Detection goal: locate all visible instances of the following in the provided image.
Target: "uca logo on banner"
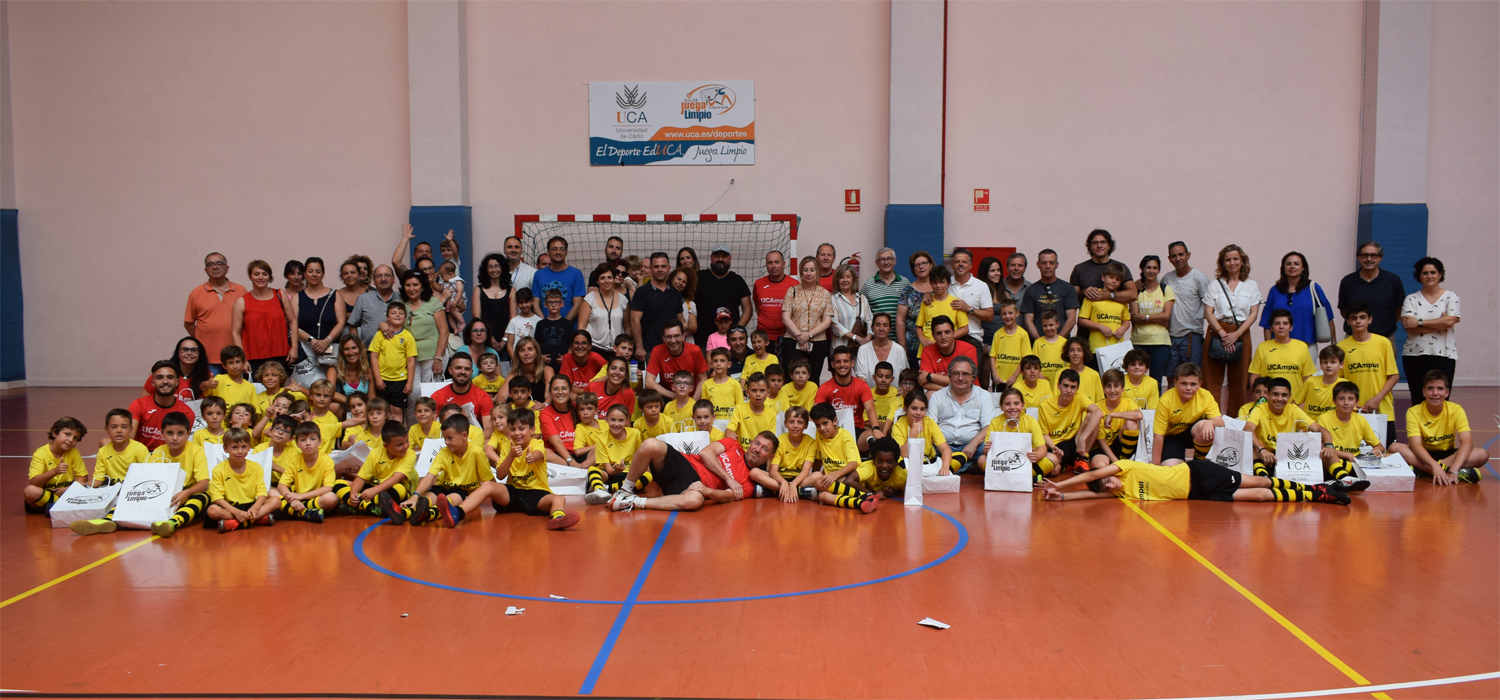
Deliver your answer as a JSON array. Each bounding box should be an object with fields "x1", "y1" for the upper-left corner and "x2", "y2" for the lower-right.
[
  {"x1": 125, "y1": 480, "x2": 167, "y2": 502},
  {"x1": 590, "y1": 81, "x2": 754, "y2": 165},
  {"x1": 992, "y1": 450, "x2": 1028, "y2": 473}
]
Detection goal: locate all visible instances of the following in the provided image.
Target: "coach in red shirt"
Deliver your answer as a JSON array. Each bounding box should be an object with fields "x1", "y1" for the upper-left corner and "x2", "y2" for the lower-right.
[
  {"x1": 753, "y1": 250, "x2": 797, "y2": 350},
  {"x1": 815, "y1": 345, "x2": 881, "y2": 448},
  {"x1": 608, "y1": 434, "x2": 778, "y2": 512},
  {"x1": 430, "y1": 353, "x2": 494, "y2": 436},
  {"x1": 588, "y1": 357, "x2": 637, "y2": 417},
  {"x1": 919, "y1": 316, "x2": 977, "y2": 392},
  {"x1": 130, "y1": 361, "x2": 198, "y2": 450},
  {"x1": 559, "y1": 330, "x2": 606, "y2": 393},
  {"x1": 644, "y1": 322, "x2": 707, "y2": 397}
]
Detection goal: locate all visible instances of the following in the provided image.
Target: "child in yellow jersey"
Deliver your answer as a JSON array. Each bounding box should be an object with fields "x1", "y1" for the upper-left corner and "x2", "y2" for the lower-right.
[
  {"x1": 1392, "y1": 370, "x2": 1488, "y2": 485},
  {"x1": 407, "y1": 397, "x2": 441, "y2": 451},
  {"x1": 227, "y1": 403, "x2": 257, "y2": 435},
  {"x1": 571, "y1": 393, "x2": 604, "y2": 464},
  {"x1": 1013, "y1": 356, "x2": 1052, "y2": 409},
  {"x1": 689, "y1": 401, "x2": 727, "y2": 442},
  {"x1": 868, "y1": 363, "x2": 901, "y2": 437},
  {"x1": 699, "y1": 348, "x2": 742, "y2": 420},
  {"x1": 468, "y1": 409, "x2": 579, "y2": 529},
  {"x1": 193, "y1": 396, "x2": 228, "y2": 446},
  {"x1": 252, "y1": 394, "x2": 293, "y2": 448},
  {"x1": 206, "y1": 428, "x2": 281, "y2": 533},
  {"x1": 25, "y1": 416, "x2": 89, "y2": 515},
  {"x1": 889, "y1": 391, "x2": 955, "y2": 472},
  {"x1": 1031, "y1": 311, "x2": 1068, "y2": 385},
  {"x1": 915, "y1": 266, "x2": 967, "y2": 349},
  {"x1": 436, "y1": 403, "x2": 486, "y2": 446},
  {"x1": 408, "y1": 415, "x2": 496, "y2": 526},
  {"x1": 1086, "y1": 369, "x2": 1143, "y2": 470},
  {"x1": 304, "y1": 379, "x2": 341, "y2": 455},
  {"x1": 988, "y1": 299, "x2": 1031, "y2": 388},
  {"x1": 473, "y1": 352, "x2": 506, "y2": 398},
  {"x1": 1041, "y1": 457, "x2": 1349, "y2": 505},
  {"x1": 337, "y1": 420, "x2": 421, "y2": 523},
  {"x1": 252, "y1": 361, "x2": 306, "y2": 418},
  {"x1": 1061, "y1": 339, "x2": 1104, "y2": 405},
  {"x1": 336, "y1": 393, "x2": 371, "y2": 448},
  {"x1": 1121, "y1": 350, "x2": 1159, "y2": 410},
  {"x1": 1316, "y1": 382, "x2": 1381, "y2": 489},
  {"x1": 139, "y1": 412, "x2": 212, "y2": 537},
  {"x1": 765, "y1": 365, "x2": 789, "y2": 412},
  {"x1": 1249, "y1": 310, "x2": 1315, "y2": 398},
  {"x1": 275, "y1": 422, "x2": 339, "y2": 521},
  {"x1": 342, "y1": 396, "x2": 388, "y2": 451},
  {"x1": 850, "y1": 437, "x2": 908, "y2": 498},
  {"x1": 369, "y1": 302, "x2": 419, "y2": 421},
  {"x1": 1238, "y1": 378, "x2": 1271, "y2": 418},
  {"x1": 202, "y1": 346, "x2": 257, "y2": 409},
  {"x1": 1242, "y1": 378, "x2": 1331, "y2": 478},
  {"x1": 500, "y1": 380, "x2": 542, "y2": 430},
  {"x1": 780, "y1": 359, "x2": 817, "y2": 411},
  {"x1": 806, "y1": 403, "x2": 878, "y2": 513},
  {"x1": 662, "y1": 371, "x2": 697, "y2": 432},
  {"x1": 1038, "y1": 370, "x2": 1104, "y2": 472},
  {"x1": 742, "y1": 330, "x2": 779, "y2": 384},
  {"x1": 1077, "y1": 263, "x2": 1132, "y2": 352},
  {"x1": 1152, "y1": 364, "x2": 1223, "y2": 464},
  {"x1": 766, "y1": 406, "x2": 819, "y2": 500},
  {"x1": 1298, "y1": 345, "x2": 1345, "y2": 422},
  {"x1": 1336, "y1": 303, "x2": 1399, "y2": 432},
  {"x1": 633, "y1": 390, "x2": 671, "y2": 439},
  {"x1": 726, "y1": 373, "x2": 777, "y2": 450},
  {"x1": 255, "y1": 415, "x2": 298, "y2": 482},
  {"x1": 981, "y1": 388, "x2": 1060, "y2": 479},
  {"x1": 583, "y1": 404, "x2": 646, "y2": 505},
  {"x1": 93, "y1": 408, "x2": 150, "y2": 487}
]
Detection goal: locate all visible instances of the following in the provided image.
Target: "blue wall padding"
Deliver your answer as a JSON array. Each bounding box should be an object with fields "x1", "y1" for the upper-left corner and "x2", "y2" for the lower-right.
[
  {"x1": 408, "y1": 205, "x2": 473, "y2": 300},
  {"x1": 1357, "y1": 202, "x2": 1427, "y2": 379},
  {"x1": 1, "y1": 209, "x2": 24, "y2": 381},
  {"x1": 884, "y1": 204, "x2": 945, "y2": 279}
]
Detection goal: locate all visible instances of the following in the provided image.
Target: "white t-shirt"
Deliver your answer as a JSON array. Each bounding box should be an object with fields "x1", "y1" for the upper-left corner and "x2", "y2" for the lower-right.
[
  {"x1": 1401, "y1": 290, "x2": 1460, "y2": 359},
  {"x1": 682, "y1": 301, "x2": 698, "y2": 344},
  {"x1": 505, "y1": 314, "x2": 539, "y2": 341},
  {"x1": 950, "y1": 274, "x2": 992, "y2": 338},
  {"x1": 855, "y1": 340, "x2": 909, "y2": 388},
  {"x1": 1204, "y1": 278, "x2": 1262, "y2": 325},
  {"x1": 511, "y1": 263, "x2": 537, "y2": 296},
  {"x1": 584, "y1": 290, "x2": 628, "y2": 350}
]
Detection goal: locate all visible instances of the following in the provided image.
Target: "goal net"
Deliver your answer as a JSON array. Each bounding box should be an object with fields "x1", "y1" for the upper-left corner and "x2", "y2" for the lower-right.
[{"x1": 515, "y1": 214, "x2": 799, "y2": 276}]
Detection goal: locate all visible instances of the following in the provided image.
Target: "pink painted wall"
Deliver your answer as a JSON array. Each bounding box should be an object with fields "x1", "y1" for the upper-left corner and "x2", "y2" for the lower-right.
[
  {"x1": 8, "y1": 0, "x2": 411, "y2": 383},
  {"x1": 1427, "y1": 0, "x2": 1498, "y2": 385},
  {"x1": 464, "y1": 0, "x2": 890, "y2": 271}
]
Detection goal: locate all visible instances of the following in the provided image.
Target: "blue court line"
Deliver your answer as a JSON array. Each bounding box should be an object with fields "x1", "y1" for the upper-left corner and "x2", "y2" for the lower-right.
[{"x1": 578, "y1": 511, "x2": 676, "y2": 696}]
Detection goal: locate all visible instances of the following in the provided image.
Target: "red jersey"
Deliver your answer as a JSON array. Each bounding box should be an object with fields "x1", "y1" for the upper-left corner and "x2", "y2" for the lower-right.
[
  {"x1": 539, "y1": 404, "x2": 577, "y2": 451},
  {"x1": 128, "y1": 395, "x2": 197, "y2": 451},
  {"x1": 752, "y1": 275, "x2": 798, "y2": 340},
  {"x1": 687, "y1": 437, "x2": 755, "y2": 493},
  {"x1": 430, "y1": 383, "x2": 495, "y2": 427},
  {"x1": 818, "y1": 272, "x2": 836, "y2": 292},
  {"x1": 588, "y1": 381, "x2": 637, "y2": 417},
  {"x1": 560, "y1": 351, "x2": 606, "y2": 392},
  {"x1": 920, "y1": 342, "x2": 978, "y2": 377},
  {"x1": 142, "y1": 375, "x2": 195, "y2": 403},
  {"x1": 647, "y1": 344, "x2": 707, "y2": 388},
  {"x1": 815, "y1": 376, "x2": 875, "y2": 429}
]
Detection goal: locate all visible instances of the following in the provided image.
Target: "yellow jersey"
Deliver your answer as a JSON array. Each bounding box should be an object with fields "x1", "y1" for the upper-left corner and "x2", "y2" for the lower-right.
[
  {"x1": 1337, "y1": 335, "x2": 1398, "y2": 420},
  {"x1": 772, "y1": 432, "x2": 818, "y2": 479},
  {"x1": 1113, "y1": 460, "x2": 1190, "y2": 501},
  {"x1": 408, "y1": 421, "x2": 442, "y2": 451},
  {"x1": 1032, "y1": 336, "x2": 1068, "y2": 385},
  {"x1": 369, "y1": 330, "x2": 419, "y2": 382},
  {"x1": 1245, "y1": 403, "x2": 1313, "y2": 452},
  {"x1": 278, "y1": 450, "x2": 336, "y2": 493},
  {"x1": 501, "y1": 437, "x2": 550, "y2": 492},
  {"x1": 1038, "y1": 395, "x2": 1093, "y2": 442},
  {"x1": 192, "y1": 428, "x2": 226, "y2": 447},
  {"x1": 1297, "y1": 376, "x2": 1340, "y2": 422},
  {"x1": 1406, "y1": 401, "x2": 1470, "y2": 454},
  {"x1": 986, "y1": 412, "x2": 1046, "y2": 449},
  {"x1": 915, "y1": 295, "x2": 968, "y2": 340},
  {"x1": 208, "y1": 374, "x2": 257, "y2": 409},
  {"x1": 588, "y1": 428, "x2": 643, "y2": 468},
  {"x1": 1237, "y1": 401, "x2": 1261, "y2": 419},
  {"x1": 891, "y1": 415, "x2": 946, "y2": 460},
  {"x1": 428, "y1": 444, "x2": 495, "y2": 489},
  {"x1": 1154, "y1": 388, "x2": 1221, "y2": 436},
  {"x1": 1248, "y1": 339, "x2": 1314, "y2": 397},
  {"x1": 870, "y1": 388, "x2": 902, "y2": 429},
  {"x1": 1014, "y1": 378, "x2": 1052, "y2": 408},
  {"x1": 344, "y1": 424, "x2": 380, "y2": 451},
  {"x1": 634, "y1": 415, "x2": 672, "y2": 440},
  {"x1": 96, "y1": 440, "x2": 150, "y2": 483},
  {"x1": 208, "y1": 460, "x2": 267, "y2": 504},
  {"x1": 857, "y1": 460, "x2": 908, "y2": 493},
  {"x1": 253, "y1": 389, "x2": 306, "y2": 418},
  {"x1": 573, "y1": 420, "x2": 605, "y2": 454},
  {"x1": 781, "y1": 382, "x2": 818, "y2": 411},
  {"x1": 30, "y1": 445, "x2": 88, "y2": 489},
  {"x1": 701, "y1": 377, "x2": 743, "y2": 419},
  {"x1": 486, "y1": 430, "x2": 512, "y2": 464},
  {"x1": 988, "y1": 326, "x2": 1031, "y2": 384},
  {"x1": 150, "y1": 442, "x2": 210, "y2": 490},
  {"x1": 1316, "y1": 411, "x2": 1379, "y2": 455},
  {"x1": 726, "y1": 402, "x2": 778, "y2": 450},
  {"x1": 1096, "y1": 397, "x2": 1141, "y2": 445},
  {"x1": 310, "y1": 410, "x2": 341, "y2": 454},
  {"x1": 357, "y1": 444, "x2": 419, "y2": 486},
  {"x1": 742, "y1": 353, "x2": 779, "y2": 382},
  {"x1": 816, "y1": 429, "x2": 861, "y2": 473},
  {"x1": 1122, "y1": 375, "x2": 1159, "y2": 410},
  {"x1": 662, "y1": 398, "x2": 696, "y2": 432},
  {"x1": 472, "y1": 372, "x2": 506, "y2": 396},
  {"x1": 1069, "y1": 366, "x2": 1105, "y2": 406},
  {"x1": 1079, "y1": 299, "x2": 1129, "y2": 351}
]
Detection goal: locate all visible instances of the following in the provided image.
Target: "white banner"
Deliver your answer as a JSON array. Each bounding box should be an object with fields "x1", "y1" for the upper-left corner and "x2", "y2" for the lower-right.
[
  {"x1": 589, "y1": 81, "x2": 754, "y2": 165},
  {"x1": 903, "y1": 439, "x2": 925, "y2": 506}
]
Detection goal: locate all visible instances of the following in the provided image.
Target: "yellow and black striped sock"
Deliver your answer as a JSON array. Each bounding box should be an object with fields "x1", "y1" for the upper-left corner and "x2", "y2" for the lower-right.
[
  {"x1": 1252, "y1": 462, "x2": 1270, "y2": 477},
  {"x1": 587, "y1": 466, "x2": 609, "y2": 493},
  {"x1": 634, "y1": 471, "x2": 654, "y2": 491},
  {"x1": 1120, "y1": 431, "x2": 1139, "y2": 458},
  {"x1": 826, "y1": 481, "x2": 862, "y2": 498},
  {"x1": 950, "y1": 453, "x2": 968, "y2": 474},
  {"x1": 831, "y1": 493, "x2": 865, "y2": 509},
  {"x1": 1271, "y1": 486, "x2": 1313, "y2": 502},
  {"x1": 1268, "y1": 477, "x2": 1309, "y2": 492},
  {"x1": 332, "y1": 480, "x2": 353, "y2": 504},
  {"x1": 1033, "y1": 461, "x2": 1048, "y2": 478},
  {"x1": 31, "y1": 489, "x2": 58, "y2": 511},
  {"x1": 1329, "y1": 459, "x2": 1355, "y2": 481},
  {"x1": 422, "y1": 497, "x2": 445, "y2": 523},
  {"x1": 170, "y1": 493, "x2": 210, "y2": 527},
  {"x1": 1193, "y1": 441, "x2": 1212, "y2": 459}
]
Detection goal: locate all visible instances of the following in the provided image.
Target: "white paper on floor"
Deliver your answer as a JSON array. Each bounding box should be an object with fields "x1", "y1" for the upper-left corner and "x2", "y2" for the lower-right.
[
  {"x1": 918, "y1": 617, "x2": 950, "y2": 630},
  {"x1": 505, "y1": 606, "x2": 525, "y2": 615}
]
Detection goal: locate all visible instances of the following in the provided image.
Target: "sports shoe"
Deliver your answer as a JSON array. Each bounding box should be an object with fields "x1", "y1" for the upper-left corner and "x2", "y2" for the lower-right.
[
  {"x1": 858, "y1": 496, "x2": 879, "y2": 514},
  {"x1": 1457, "y1": 467, "x2": 1482, "y2": 484},
  {"x1": 336, "y1": 502, "x2": 354, "y2": 517},
  {"x1": 610, "y1": 492, "x2": 638, "y2": 512},
  {"x1": 150, "y1": 520, "x2": 177, "y2": 538},
  {"x1": 409, "y1": 496, "x2": 431, "y2": 525},
  {"x1": 304, "y1": 509, "x2": 325, "y2": 524},
  {"x1": 584, "y1": 488, "x2": 613, "y2": 506},
  {"x1": 1310, "y1": 484, "x2": 1350, "y2": 506},
  {"x1": 70, "y1": 518, "x2": 118, "y2": 536},
  {"x1": 377, "y1": 492, "x2": 406, "y2": 524},
  {"x1": 1071, "y1": 457, "x2": 1091, "y2": 474},
  {"x1": 218, "y1": 519, "x2": 241, "y2": 533},
  {"x1": 798, "y1": 486, "x2": 817, "y2": 500},
  {"x1": 752, "y1": 484, "x2": 766, "y2": 499},
  {"x1": 1335, "y1": 477, "x2": 1371, "y2": 492},
  {"x1": 436, "y1": 495, "x2": 459, "y2": 528},
  {"x1": 607, "y1": 489, "x2": 634, "y2": 508},
  {"x1": 254, "y1": 513, "x2": 276, "y2": 527},
  {"x1": 546, "y1": 512, "x2": 581, "y2": 530}
]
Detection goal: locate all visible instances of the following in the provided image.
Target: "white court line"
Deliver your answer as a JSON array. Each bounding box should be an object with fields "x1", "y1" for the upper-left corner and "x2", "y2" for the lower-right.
[{"x1": 1133, "y1": 670, "x2": 1499, "y2": 700}]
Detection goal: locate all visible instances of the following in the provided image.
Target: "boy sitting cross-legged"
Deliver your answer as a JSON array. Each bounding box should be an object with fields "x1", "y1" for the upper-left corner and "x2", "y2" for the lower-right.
[
  {"x1": 206, "y1": 428, "x2": 281, "y2": 533},
  {"x1": 274, "y1": 421, "x2": 340, "y2": 522},
  {"x1": 334, "y1": 420, "x2": 420, "y2": 524}
]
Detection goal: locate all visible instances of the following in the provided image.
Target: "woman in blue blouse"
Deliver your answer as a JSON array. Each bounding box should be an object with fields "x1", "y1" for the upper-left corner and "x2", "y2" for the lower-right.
[{"x1": 1259, "y1": 251, "x2": 1335, "y2": 346}]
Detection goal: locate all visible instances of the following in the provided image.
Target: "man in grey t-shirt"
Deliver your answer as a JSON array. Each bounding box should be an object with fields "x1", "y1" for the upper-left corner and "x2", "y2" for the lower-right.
[
  {"x1": 1159, "y1": 241, "x2": 1212, "y2": 379},
  {"x1": 347, "y1": 264, "x2": 400, "y2": 345}
]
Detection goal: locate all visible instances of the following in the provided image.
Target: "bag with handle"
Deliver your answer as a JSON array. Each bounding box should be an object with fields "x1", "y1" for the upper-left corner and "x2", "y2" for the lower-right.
[
  {"x1": 49, "y1": 482, "x2": 122, "y2": 528},
  {"x1": 1206, "y1": 280, "x2": 1244, "y2": 363},
  {"x1": 1356, "y1": 411, "x2": 1388, "y2": 446},
  {"x1": 903, "y1": 438, "x2": 925, "y2": 506},
  {"x1": 110, "y1": 460, "x2": 188, "y2": 530},
  {"x1": 1094, "y1": 341, "x2": 1134, "y2": 373},
  {"x1": 1310, "y1": 282, "x2": 1332, "y2": 344},
  {"x1": 1273, "y1": 431, "x2": 1323, "y2": 485},
  {"x1": 1138, "y1": 409, "x2": 1156, "y2": 462},
  {"x1": 983, "y1": 429, "x2": 1035, "y2": 492},
  {"x1": 1205, "y1": 426, "x2": 1253, "y2": 475}
]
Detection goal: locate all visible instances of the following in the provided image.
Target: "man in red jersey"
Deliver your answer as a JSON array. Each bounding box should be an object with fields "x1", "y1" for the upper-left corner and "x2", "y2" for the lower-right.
[
  {"x1": 130, "y1": 361, "x2": 197, "y2": 450},
  {"x1": 644, "y1": 322, "x2": 707, "y2": 397},
  {"x1": 815, "y1": 345, "x2": 881, "y2": 450},
  {"x1": 430, "y1": 353, "x2": 494, "y2": 436},
  {"x1": 608, "y1": 434, "x2": 780, "y2": 512},
  {"x1": 753, "y1": 250, "x2": 798, "y2": 361},
  {"x1": 919, "y1": 316, "x2": 978, "y2": 392}
]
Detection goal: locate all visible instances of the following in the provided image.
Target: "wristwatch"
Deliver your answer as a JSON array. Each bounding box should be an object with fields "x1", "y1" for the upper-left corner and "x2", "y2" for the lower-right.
[{"x1": 1417, "y1": 318, "x2": 1424, "y2": 327}]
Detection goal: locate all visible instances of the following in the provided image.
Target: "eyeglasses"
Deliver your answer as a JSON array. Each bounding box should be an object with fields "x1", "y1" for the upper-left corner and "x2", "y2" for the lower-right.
[
  {"x1": 1358, "y1": 253, "x2": 1381, "y2": 259},
  {"x1": 206, "y1": 261, "x2": 228, "y2": 268},
  {"x1": 180, "y1": 347, "x2": 201, "y2": 354},
  {"x1": 949, "y1": 371, "x2": 973, "y2": 378}
]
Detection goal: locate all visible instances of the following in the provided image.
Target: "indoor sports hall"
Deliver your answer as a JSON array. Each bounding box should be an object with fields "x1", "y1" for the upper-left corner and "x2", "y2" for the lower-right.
[{"x1": 1, "y1": 2, "x2": 1496, "y2": 699}]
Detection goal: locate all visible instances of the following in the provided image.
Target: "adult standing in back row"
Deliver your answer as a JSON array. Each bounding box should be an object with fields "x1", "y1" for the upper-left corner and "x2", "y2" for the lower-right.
[
  {"x1": 1070, "y1": 229, "x2": 1138, "y2": 310},
  {"x1": 1337, "y1": 242, "x2": 1405, "y2": 339},
  {"x1": 1161, "y1": 241, "x2": 1213, "y2": 380},
  {"x1": 532, "y1": 236, "x2": 587, "y2": 322},
  {"x1": 693, "y1": 244, "x2": 752, "y2": 346},
  {"x1": 1020, "y1": 249, "x2": 1079, "y2": 340},
  {"x1": 859, "y1": 247, "x2": 908, "y2": 339},
  {"x1": 753, "y1": 250, "x2": 799, "y2": 360},
  {"x1": 184, "y1": 252, "x2": 247, "y2": 374},
  {"x1": 631, "y1": 252, "x2": 684, "y2": 360}
]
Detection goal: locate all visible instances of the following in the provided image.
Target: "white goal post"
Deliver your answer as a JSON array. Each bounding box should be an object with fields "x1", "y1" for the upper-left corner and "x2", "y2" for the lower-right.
[{"x1": 514, "y1": 214, "x2": 799, "y2": 276}]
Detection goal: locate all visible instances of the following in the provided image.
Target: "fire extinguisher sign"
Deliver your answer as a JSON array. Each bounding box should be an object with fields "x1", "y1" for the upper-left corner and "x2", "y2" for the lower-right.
[
  {"x1": 845, "y1": 189, "x2": 861, "y2": 212},
  {"x1": 974, "y1": 189, "x2": 990, "y2": 212}
]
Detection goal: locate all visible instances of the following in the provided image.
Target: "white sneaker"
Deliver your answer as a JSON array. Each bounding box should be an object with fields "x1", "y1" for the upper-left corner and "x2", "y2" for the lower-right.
[
  {"x1": 610, "y1": 493, "x2": 638, "y2": 512},
  {"x1": 753, "y1": 484, "x2": 766, "y2": 499},
  {"x1": 584, "y1": 488, "x2": 613, "y2": 506}
]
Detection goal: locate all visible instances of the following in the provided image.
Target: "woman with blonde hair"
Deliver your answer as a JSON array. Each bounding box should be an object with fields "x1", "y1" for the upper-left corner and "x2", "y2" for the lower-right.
[
  {"x1": 1202, "y1": 244, "x2": 1262, "y2": 411},
  {"x1": 327, "y1": 334, "x2": 373, "y2": 414},
  {"x1": 509, "y1": 336, "x2": 554, "y2": 403},
  {"x1": 830, "y1": 263, "x2": 873, "y2": 354},
  {"x1": 670, "y1": 266, "x2": 699, "y2": 343},
  {"x1": 782, "y1": 255, "x2": 835, "y2": 383}
]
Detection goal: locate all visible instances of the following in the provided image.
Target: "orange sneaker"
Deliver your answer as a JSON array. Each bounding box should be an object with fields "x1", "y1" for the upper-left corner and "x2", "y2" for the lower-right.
[{"x1": 546, "y1": 512, "x2": 581, "y2": 530}]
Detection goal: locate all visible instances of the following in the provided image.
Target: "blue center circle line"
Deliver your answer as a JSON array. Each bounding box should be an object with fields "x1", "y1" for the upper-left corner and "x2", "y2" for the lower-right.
[{"x1": 351, "y1": 504, "x2": 970, "y2": 605}]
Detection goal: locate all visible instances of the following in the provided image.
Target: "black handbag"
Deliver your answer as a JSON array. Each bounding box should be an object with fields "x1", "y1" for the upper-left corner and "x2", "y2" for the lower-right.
[{"x1": 1206, "y1": 279, "x2": 1244, "y2": 364}]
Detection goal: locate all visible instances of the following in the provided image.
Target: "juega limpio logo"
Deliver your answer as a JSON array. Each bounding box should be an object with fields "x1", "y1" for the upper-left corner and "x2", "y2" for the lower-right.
[
  {"x1": 992, "y1": 450, "x2": 1028, "y2": 473},
  {"x1": 125, "y1": 480, "x2": 167, "y2": 502},
  {"x1": 681, "y1": 84, "x2": 736, "y2": 122}
]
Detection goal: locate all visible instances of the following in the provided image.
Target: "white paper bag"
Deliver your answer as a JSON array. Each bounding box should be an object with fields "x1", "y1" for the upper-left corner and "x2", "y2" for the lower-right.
[
  {"x1": 1025, "y1": 407, "x2": 1039, "y2": 420},
  {"x1": 545, "y1": 464, "x2": 589, "y2": 495},
  {"x1": 1094, "y1": 341, "x2": 1134, "y2": 372},
  {"x1": 1357, "y1": 412, "x2": 1388, "y2": 446},
  {"x1": 331, "y1": 442, "x2": 371, "y2": 475},
  {"x1": 420, "y1": 381, "x2": 452, "y2": 398},
  {"x1": 1205, "y1": 426, "x2": 1253, "y2": 475},
  {"x1": 657, "y1": 431, "x2": 710, "y2": 456},
  {"x1": 413, "y1": 438, "x2": 445, "y2": 477},
  {"x1": 1273, "y1": 431, "x2": 1322, "y2": 485},
  {"x1": 1354, "y1": 453, "x2": 1415, "y2": 492},
  {"x1": 50, "y1": 482, "x2": 122, "y2": 528},
  {"x1": 903, "y1": 438, "x2": 925, "y2": 506},
  {"x1": 922, "y1": 461, "x2": 961, "y2": 494},
  {"x1": 984, "y1": 430, "x2": 1035, "y2": 492},
  {"x1": 1221, "y1": 416, "x2": 1247, "y2": 432},
  {"x1": 111, "y1": 462, "x2": 188, "y2": 530},
  {"x1": 1138, "y1": 409, "x2": 1156, "y2": 462},
  {"x1": 836, "y1": 408, "x2": 857, "y2": 436},
  {"x1": 183, "y1": 399, "x2": 207, "y2": 432}
]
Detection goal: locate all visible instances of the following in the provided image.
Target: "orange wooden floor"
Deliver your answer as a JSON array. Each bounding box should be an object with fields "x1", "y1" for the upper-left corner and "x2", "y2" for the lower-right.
[{"x1": 3, "y1": 386, "x2": 1497, "y2": 699}]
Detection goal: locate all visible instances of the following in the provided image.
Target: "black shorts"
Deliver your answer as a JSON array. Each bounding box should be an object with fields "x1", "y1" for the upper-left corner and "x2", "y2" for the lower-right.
[
  {"x1": 1186, "y1": 459, "x2": 1242, "y2": 502},
  {"x1": 1160, "y1": 421, "x2": 1205, "y2": 460},
  {"x1": 1057, "y1": 439, "x2": 1104, "y2": 467},
  {"x1": 430, "y1": 484, "x2": 475, "y2": 499},
  {"x1": 383, "y1": 381, "x2": 409, "y2": 409},
  {"x1": 204, "y1": 500, "x2": 259, "y2": 528},
  {"x1": 494, "y1": 484, "x2": 550, "y2": 515},
  {"x1": 1428, "y1": 448, "x2": 1456, "y2": 463},
  {"x1": 655, "y1": 446, "x2": 702, "y2": 496}
]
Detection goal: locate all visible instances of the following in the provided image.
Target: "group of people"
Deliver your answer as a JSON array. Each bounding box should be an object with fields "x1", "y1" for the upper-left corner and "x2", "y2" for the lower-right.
[{"x1": 22, "y1": 227, "x2": 1484, "y2": 537}]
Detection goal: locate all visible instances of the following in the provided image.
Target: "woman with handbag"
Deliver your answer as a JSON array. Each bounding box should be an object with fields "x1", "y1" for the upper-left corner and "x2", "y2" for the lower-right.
[
  {"x1": 232, "y1": 260, "x2": 297, "y2": 375},
  {"x1": 781, "y1": 256, "x2": 835, "y2": 384},
  {"x1": 1259, "y1": 252, "x2": 1335, "y2": 355},
  {"x1": 830, "y1": 264, "x2": 873, "y2": 361},
  {"x1": 289, "y1": 257, "x2": 346, "y2": 377},
  {"x1": 1202, "y1": 245, "x2": 1262, "y2": 412},
  {"x1": 1399, "y1": 257, "x2": 1461, "y2": 407}
]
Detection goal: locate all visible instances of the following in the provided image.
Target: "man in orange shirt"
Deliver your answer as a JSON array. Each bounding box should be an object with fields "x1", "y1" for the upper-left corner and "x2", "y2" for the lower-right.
[{"x1": 184, "y1": 252, "x2": 246, "y2": 373}]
